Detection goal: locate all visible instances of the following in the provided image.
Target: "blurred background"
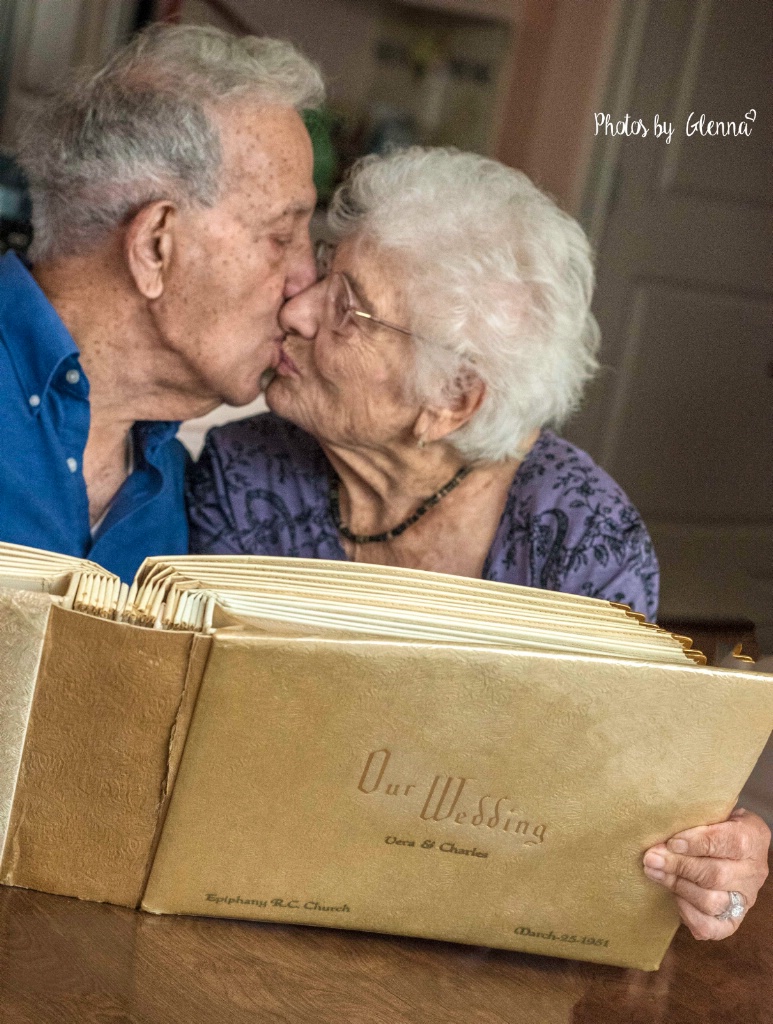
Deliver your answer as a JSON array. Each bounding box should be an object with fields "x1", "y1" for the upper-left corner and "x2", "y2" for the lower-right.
[{"x1": 0, "y1": 0, "x2": 770, "y2": 691}]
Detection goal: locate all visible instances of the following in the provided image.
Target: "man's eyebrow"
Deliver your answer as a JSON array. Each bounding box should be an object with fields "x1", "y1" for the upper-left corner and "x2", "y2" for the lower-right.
[{"x1": 262, "y1": 200, "x2": 316, "y2": 226}]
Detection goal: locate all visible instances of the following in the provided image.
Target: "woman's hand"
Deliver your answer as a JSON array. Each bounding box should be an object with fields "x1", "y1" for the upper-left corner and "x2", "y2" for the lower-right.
[{"x1": 643, "y1": 807, "x2": 770, "y2": 939}]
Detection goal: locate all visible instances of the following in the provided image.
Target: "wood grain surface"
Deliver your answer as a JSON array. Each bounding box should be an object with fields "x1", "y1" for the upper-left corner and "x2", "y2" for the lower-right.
[{"x1": 1, "y1": 859, "x2": 771, "y2": 1024}]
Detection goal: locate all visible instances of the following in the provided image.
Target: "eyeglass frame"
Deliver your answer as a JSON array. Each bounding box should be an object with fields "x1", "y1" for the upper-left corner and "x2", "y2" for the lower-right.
[{"x1": 315, "y1": 240, "x2": 416, "y2": 341}]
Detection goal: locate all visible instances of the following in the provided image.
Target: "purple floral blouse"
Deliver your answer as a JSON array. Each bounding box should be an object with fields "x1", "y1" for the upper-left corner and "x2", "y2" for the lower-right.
[{"x1": 186, "y1": 413, "x2": 659, "y2": 620}]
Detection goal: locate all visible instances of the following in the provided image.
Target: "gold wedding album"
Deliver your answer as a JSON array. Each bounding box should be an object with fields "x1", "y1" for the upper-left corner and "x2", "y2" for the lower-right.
[{"x1": 1, "y1": 541, "x2": 771, "y2": 970}]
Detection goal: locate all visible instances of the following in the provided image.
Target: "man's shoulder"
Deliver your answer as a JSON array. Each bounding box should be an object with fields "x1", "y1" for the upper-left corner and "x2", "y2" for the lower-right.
[
  {"x1": 0, "y1": 322, "x2": 19, "y2": 394},
  {"x1": 0, "y1": 252, "x2": 80, "y2": 402}
]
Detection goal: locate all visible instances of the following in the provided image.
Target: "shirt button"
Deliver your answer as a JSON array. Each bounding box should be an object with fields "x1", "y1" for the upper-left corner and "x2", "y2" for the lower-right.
[
  {"x1": 65, "y1": 369, "x2": 81, "y2": 385},
  {"x1": 66, "y1": 457, "x2": 78, "y2": 473},
  {"x1": 29, "y1": 394, "x2": 41, "y2": 407}
]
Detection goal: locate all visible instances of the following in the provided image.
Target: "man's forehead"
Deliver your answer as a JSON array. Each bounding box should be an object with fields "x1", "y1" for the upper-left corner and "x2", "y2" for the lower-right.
[
  {"x1": 256, "y1": 197, "x2": 317, "y2": 229},
  {"x1": 216, "y1": 101, "x2": 315, "y2": 213}
]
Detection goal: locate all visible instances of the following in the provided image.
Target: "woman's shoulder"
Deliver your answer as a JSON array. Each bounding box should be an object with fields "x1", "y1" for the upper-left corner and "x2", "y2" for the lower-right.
[
  {"x1": 186, "y1": 412, "x2": 339, "y2": 557},
  {"x1": 489, "y1": 430, "x2": 659, "y2": 618},
  {"x1": 515, "y1": 430, "x2": 630, "y2": 506}
]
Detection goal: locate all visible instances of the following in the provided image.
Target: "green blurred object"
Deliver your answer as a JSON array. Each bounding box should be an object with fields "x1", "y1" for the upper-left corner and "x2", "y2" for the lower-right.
[{"x1": 303, "y1": 108, "x2": 339, "y2": 206}]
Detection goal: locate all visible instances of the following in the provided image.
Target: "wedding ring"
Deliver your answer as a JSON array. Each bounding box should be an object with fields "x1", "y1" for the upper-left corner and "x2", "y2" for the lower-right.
[{"x1": 715, "y1": 890, "x2": 746, "y2": 921}]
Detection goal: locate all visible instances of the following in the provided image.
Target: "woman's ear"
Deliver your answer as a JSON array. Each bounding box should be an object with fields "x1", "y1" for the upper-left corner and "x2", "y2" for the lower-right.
[
  {"x1": 124, "y1": 200, "x2": 176, "y2": 300},
  {"x1": 413, "y1": 372, "x2": 486, "y2": 445}
]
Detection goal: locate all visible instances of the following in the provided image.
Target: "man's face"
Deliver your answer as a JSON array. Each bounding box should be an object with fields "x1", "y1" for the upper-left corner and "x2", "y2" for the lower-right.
[{"x1": 155, "y1": 101, "x2": 317, "y2": 408}]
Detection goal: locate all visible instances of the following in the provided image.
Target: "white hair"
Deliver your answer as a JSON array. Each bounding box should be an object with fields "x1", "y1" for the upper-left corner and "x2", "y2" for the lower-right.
[
  {"x1": 17, "y1": 24, "x2": 325, "y2": 261},
  {"x1": 328, "y1": 148, "x2": 601, "y2": 463}
]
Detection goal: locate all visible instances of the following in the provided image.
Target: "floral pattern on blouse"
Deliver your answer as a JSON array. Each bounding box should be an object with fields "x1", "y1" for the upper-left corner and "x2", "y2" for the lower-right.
[{"x1": 187, "y1": 413, "x2": 659, "y2": 620}]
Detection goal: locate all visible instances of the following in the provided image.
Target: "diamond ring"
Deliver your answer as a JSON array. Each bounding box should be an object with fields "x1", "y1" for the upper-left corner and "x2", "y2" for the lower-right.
[{"x1": 715, "y1": 890, "x2": 746, "y2": 921}]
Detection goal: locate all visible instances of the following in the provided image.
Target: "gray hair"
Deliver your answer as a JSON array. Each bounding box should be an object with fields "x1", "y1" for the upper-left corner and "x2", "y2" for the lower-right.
[
  {"x1": 17, "y1": 24, "x2": 325, "y2": 261},
  {"x1": 328, "y1": 148, "x2": 601, "y2": 462}
]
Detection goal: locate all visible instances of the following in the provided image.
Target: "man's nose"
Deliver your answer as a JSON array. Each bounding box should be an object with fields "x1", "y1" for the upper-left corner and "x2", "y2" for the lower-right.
[
  {"x1": 279, "y1": 278, "x2": 324, "y2": 340},
  {"x1": 284, "y1": 235, "x2": 317, "y2": 299}
]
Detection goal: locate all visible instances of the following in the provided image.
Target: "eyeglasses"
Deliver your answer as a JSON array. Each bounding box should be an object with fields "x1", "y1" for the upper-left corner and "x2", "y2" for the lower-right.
[{"x1": 315, "y1": 240, "x2": 414, "y2": 340}]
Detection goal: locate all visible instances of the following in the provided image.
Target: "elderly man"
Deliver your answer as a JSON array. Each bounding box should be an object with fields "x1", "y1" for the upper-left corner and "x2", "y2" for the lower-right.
[{"x1": 0, "y1": 25, "x2": 321, "y2": 580}]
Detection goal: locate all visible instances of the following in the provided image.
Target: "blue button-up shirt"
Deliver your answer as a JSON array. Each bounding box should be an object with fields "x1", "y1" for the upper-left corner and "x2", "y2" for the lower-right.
[{"x1": 0, "y1": 252, "x2": 189, "y2": 581}]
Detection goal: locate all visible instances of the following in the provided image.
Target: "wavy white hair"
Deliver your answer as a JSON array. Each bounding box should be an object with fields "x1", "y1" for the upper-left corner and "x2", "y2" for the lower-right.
[
  {"x1": 328, "y1": 148, "x2": 600, "y2": 463},
  {"x1": 17, "y1": 24, "x2": 324, "y2": 261}
]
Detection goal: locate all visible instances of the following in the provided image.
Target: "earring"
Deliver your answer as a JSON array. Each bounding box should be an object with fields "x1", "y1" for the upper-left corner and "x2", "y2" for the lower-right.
[{"x1": 417, "y1": 436, "x2": 426, "y2": 450}]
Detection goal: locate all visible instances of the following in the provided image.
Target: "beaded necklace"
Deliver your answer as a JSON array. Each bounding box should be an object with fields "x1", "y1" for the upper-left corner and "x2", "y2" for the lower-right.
[{"x1": 329, "y1": 465, "x2": 473, "y2": 545}]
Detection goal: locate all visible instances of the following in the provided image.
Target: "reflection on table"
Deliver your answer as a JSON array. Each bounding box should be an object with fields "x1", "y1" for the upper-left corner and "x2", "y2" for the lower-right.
[{"x1": 1, "y1": 857, "x2": 771, "y2": 1024}]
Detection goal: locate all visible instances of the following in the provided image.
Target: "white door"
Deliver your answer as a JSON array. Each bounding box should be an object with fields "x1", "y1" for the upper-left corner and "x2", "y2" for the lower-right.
[{"x1": 567, "y1": 0, "x2": 772, "y2": 645}]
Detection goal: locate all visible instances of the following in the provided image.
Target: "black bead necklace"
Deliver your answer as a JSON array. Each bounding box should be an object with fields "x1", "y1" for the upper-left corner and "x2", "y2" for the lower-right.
[{"x1": 329, "y1": 464, "x2": 473, "y2": 545}]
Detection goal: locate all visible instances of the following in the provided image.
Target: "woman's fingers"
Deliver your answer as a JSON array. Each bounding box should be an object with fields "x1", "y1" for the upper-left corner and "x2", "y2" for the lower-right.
[
  {"x1": 674, "y1": 896, "x2": 739, "y2": 941},
  {"x1": 643, "y1": 860, "x2": 750, "y2": 939},
  {"x1": 644, "y1": 843, "x2": 761, "y2": 894},
  {"x1": 661, "y1": 872, "x2": 742, "y2": 916},
  {"x1": 665, "y1": 807, "x2": 770, "y2": 862},
  {"x1": 642, "y1": 808, "x2": 771, "y2": 941}
]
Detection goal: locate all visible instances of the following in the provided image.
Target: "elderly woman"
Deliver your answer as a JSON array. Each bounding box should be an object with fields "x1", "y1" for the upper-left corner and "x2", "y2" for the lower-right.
[
  {"x1": 188, "y1": 148, "x2": 769, "y2": 940},
  {"x1": 189, "y1": 149, "x2": 658, "y2": 616}
]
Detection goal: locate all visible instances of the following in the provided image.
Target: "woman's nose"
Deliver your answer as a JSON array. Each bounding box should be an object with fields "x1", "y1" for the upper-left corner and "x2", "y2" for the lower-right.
[{"x1": 279, "y1": 278, "x2": 325, "y2": 340}]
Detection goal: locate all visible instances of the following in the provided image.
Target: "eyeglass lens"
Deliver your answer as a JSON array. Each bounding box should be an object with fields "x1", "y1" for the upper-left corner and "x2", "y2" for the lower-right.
[{"x1": 327, "y1": 274, "x2": 352, "y2": 334}]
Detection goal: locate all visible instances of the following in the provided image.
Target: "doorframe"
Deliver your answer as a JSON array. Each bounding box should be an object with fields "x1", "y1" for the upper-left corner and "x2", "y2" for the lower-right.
[
  {"x1": 0, "y1": 1, "x2": 19, "y2": 133},
  {"x1": 578, "y1": 0, "x2": 652, "y2": 245}
]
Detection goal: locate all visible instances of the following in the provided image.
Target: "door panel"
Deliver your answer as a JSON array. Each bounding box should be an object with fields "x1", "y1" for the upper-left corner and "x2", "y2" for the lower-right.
[{"x1": 566, "y1": 0, "x2": 772, "y2": 639}]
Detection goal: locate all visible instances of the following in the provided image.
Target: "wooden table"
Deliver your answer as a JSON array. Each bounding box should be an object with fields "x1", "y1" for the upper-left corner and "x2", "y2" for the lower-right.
[{"x1": 1, "y1": 863, "x2": 771, "y2": 1024}]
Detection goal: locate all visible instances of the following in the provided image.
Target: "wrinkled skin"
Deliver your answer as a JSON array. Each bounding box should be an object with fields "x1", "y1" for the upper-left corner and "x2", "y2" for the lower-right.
[
  {"x1": 270, "y1": 238, "x2": 419, "y2": 449},
  {"x1": 151, "y1": 101, "x2": 318, "y2": 408},
  {"x1": 644, "y1": 807, "x2": 770, "y2": 939}
]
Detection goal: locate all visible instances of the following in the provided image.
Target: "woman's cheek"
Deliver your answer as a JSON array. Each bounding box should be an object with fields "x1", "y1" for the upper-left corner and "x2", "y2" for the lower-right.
[{"x1": 316, "y1": 345, "x2": 363, "y2": 389}]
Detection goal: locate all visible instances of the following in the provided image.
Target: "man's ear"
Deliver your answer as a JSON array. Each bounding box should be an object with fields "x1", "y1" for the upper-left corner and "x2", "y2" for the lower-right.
[
  {"x1": 124, "y1": 200, "x2": 176, "y2": 300},
  {"x1": 413, "y1": 373, "x2": 486, "y2": 446}
]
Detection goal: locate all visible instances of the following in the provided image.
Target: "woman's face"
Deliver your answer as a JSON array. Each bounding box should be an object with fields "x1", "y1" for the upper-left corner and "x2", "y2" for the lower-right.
[{"x1": 269, "y1": 238, "x2": 421, "y2": 450}]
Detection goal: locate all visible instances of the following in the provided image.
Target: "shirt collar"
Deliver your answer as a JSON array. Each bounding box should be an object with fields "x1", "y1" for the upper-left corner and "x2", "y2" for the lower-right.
[
  {"x1": 0, "y1": 252, "x2": 81, "y2": 411},
  {"x1": 135, "y1": 419, "x2": 182, "y2": 457}
]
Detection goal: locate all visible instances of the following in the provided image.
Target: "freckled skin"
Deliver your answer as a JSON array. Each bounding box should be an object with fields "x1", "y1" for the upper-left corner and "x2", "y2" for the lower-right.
[
  {"x1": 32, "y1": 99, "x2": 317, "y2": 525},
  {"x1": 152, "y1": 102, "x2": 317, "y2": 406}
]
